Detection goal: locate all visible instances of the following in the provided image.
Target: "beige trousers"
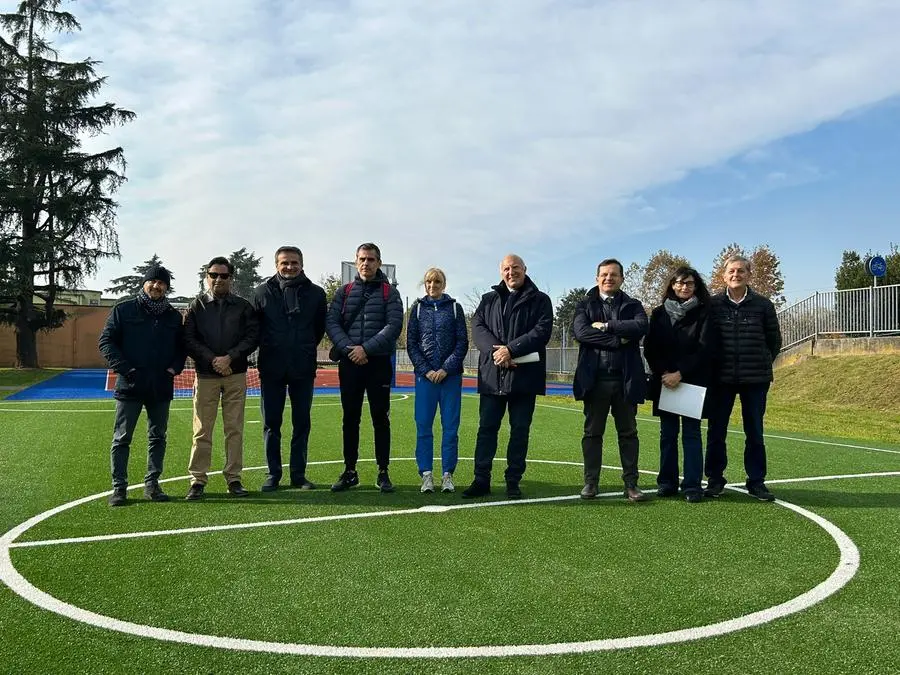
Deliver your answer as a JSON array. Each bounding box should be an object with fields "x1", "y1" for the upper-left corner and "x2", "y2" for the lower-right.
[{"x1": 188, "y1": 372, "x2": 247, "y2": 485}]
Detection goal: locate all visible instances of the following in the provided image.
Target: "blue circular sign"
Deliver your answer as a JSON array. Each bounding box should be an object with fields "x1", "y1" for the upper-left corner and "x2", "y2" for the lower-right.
[{"x1": 866, "y1": 255, "x2": 887, "y2": 278}]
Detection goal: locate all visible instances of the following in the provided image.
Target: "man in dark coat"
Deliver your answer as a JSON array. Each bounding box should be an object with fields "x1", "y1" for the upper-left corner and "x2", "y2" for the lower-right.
[
  {"x1": 704, "y1": 255, "x2": 782, "y2": 501},
  {"x1": 461, "y1": 254, "x2": 554, "y2": 499},
  {"x1": 326, "y1": 242, "x2": 404, "y2": 493},
  {"x1": 572, "y1": 258, "x2": 649, "y2": 502},
  {"x1": 250, "y1": 246, "x2": 327, "y2": 492},
  {"x1": 184, "y1": 256, "x2": 259, "y2": 500},
  {"x1": 99, "y1": 264, "x2": 186, "y2": 506}
]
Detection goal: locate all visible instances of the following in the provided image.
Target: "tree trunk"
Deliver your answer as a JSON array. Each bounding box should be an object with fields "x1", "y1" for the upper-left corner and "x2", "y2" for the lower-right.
[{"x1": 15, "y1": 313, "x2": 39, "y2": 368}]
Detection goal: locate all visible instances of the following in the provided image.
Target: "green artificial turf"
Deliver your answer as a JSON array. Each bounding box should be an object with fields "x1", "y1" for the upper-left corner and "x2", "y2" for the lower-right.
[{"x1": 0, "y1": 391, "x2": 899, "y2": 674}]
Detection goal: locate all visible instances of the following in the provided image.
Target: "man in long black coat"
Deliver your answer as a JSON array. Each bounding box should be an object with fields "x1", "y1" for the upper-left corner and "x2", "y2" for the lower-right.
[{"x1": 462, "y1": 254, "x2": 553, "y2": 499}]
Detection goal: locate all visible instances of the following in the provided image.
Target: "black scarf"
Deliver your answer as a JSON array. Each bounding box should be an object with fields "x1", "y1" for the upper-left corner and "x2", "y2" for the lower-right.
[
  {"x1": 278, "y1": 272, "x2": 307, "y2": 315},
  {"x1": 136, "y1": 289, "x2": 171, "y2": 316}
]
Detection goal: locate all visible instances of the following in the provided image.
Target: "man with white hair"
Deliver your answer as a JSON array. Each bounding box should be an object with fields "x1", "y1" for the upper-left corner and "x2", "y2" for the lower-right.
[{"x1": 705, "y1": 254, "x2": 782, "y2": 502}]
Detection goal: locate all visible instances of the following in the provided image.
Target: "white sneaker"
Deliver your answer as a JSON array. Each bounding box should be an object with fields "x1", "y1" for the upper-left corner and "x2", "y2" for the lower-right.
[
  {"x1": 420, "y1": 471, "x2": 434, "y2": 493},
  {"x1": 441, "y1": 472, "x2": 455, "y2": 493}
]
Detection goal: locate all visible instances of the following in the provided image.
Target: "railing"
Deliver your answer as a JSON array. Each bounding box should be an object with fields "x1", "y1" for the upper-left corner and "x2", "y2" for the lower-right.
[{"x1": 777, "y1": 284, "x2": 900, "y2": 350}]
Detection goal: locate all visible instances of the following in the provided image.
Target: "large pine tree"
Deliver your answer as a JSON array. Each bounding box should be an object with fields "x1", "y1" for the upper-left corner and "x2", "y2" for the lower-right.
[
  {"x1": 0, "y1": 0, "x2": 134, "y2": 367},
  {"x1": 106, "y1": 254, "x2": 175, "y2": 298}
]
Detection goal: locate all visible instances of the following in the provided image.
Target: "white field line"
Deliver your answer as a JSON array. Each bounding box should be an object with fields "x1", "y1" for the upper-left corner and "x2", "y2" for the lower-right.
[
  {"x1": 0, "y1": 470, "x2": 860, "y2": 658},
  {"x1": 534, "y1": 401, "x2": 900, "y2": 456},
  {"x1": 765, "y1": 471, "x2": 900, "y2": 485},
  {"x1": 0, "y1": 393, "x2": 411, "y2": 413}
]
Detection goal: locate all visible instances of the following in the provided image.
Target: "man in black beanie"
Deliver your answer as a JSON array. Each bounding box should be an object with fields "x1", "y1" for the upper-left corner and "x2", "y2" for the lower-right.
[
  {"x1": 99, "y1": 264, "x2": 186, "y2": 506},
  {"x1": 250, "y1": 246, "x2": 327, "y2": 491}
]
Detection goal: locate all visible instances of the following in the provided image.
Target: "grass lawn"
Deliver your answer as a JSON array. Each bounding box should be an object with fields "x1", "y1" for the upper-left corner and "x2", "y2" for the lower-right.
[
  {"x1": 1, "y1": 381, "x2": 899, "y2": 674},
  {"x1": 0, "y1": 368, "x2": 64, "y2": 399}
]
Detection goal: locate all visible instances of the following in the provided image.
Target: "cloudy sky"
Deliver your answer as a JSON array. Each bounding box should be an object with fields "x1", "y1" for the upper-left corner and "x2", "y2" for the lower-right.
[{"x1": 56, "y1": 0, "x2": 900, "y2": 306}]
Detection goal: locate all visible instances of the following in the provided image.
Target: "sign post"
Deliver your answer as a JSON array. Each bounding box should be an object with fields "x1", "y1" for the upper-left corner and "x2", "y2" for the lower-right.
[{"x1": 864, "y1": 256, "x2": 888, "y2": 337}]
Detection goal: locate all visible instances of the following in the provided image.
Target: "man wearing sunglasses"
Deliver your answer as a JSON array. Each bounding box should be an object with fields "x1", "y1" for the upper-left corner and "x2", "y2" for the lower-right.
[
  {"x1": 184, "y1": 256, "x2": 260, "y2": 500},
  {"x1": 250, "y1": 246, "x2": 327, "y2": 492}
]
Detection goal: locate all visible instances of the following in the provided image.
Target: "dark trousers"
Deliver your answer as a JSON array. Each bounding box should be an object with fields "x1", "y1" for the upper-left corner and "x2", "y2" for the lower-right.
[
  {"x1": 657, "y1": 411, "x2": 703, "y2": 493},
  {"x1": 260, "y1": 375, "x2": 315, "y2": 482},
  {"x1": 581, "y1": 377, "x2": 640, "y2": 487},
  {"x1": 705, "y1": 382, "x2": 770, "y2": 489},
  {"x1": 339, "y1": 356, "x2": 392, "y2": 470},
  {"x1": 472, "y1": 393, "x2": 536, "y2": 484},
  {"x1": 110, "y1": 398, "x2": 171, "y2": 489}
]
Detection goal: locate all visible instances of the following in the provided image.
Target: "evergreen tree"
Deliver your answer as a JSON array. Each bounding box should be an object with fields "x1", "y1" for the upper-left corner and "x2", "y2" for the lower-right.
[
  {"x1": 0, "y1": 0, "x2": 134, "y2": 367},
  {"x1": 106, "y1": 254, "x2": 175, "y2": 298},
  {"x1": 195, "y1": 247, "x2": 263, "y2": 299}
]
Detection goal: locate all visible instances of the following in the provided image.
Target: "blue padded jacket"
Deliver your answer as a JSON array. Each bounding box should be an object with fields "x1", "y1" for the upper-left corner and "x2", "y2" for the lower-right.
[{"x1": 406, "y1": 294, "x2": 469, "y2": 376}]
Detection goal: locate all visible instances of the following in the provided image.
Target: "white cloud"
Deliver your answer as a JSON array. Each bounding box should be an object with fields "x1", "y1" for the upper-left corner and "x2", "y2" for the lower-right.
[{"x1": 53, "y1": 0, "x2": 900, "y2": 301}]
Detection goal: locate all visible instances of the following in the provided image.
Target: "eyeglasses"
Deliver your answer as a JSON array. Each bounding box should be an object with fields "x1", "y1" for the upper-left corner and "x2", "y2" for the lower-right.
[
  {"x1": 207, "y1": 272, "x2": 231, "y2": 280},
  {"x1": 673, "y1": 280, "x2": 695, "y2": 287}
]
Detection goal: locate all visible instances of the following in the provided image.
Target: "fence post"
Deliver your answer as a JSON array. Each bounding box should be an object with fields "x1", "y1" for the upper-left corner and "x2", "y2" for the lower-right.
[
  {"x1": 813, "y1": 292, "x2": 819, "y2": 339},
  {"x1": 869, "y1": 286, "x2": 875, "y2": 338}
]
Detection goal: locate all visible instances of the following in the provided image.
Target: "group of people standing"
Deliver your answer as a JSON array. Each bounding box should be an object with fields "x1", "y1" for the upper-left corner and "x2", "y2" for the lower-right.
[{"x1": 98, "y1": 245, "x2": 781, "y2": 507}]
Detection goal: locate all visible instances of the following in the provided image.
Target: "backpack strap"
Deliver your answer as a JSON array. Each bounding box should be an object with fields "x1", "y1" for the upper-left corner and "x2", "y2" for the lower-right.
[{"x1": 340, "y1": 283, "x2": 353, "y2": 314}]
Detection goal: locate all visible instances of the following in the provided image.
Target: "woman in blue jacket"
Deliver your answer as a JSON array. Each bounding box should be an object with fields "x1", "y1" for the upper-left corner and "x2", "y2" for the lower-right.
[
  {"x1": 643, "y1": 266, "x2": 717, "y2": 503},
  {"x1": 406, "y1": 268, "x2": 469, "y2": 493}
]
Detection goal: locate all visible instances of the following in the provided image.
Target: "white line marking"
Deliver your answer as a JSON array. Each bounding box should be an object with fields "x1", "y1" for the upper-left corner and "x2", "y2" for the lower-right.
[
  {"x1": 765, "y1": 471, "x2": 900, "y2": 485},
  {"x1": 534, "y1": 402, "x2": 900, "y2": 455},
  {"x1": 10, "y1": 492, "x2": 620, "y2": 549},
  {"x1": 0, "y1": 394, "x2": 411, "y2": 413},
  {"x1": 0, "y1": 460, "x2": 861, "y2": 658}
]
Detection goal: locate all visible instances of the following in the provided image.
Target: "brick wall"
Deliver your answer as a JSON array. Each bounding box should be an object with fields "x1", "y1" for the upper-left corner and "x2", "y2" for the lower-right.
[{"x1": 0, "y1": 305, "x2": 113, "y2": 368}]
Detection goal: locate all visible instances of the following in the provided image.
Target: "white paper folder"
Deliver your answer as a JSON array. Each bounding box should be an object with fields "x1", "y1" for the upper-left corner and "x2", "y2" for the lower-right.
[
  {"x1": 511, "y1": 352, "x2": 540, "y2": 364},
  {"x1": 658, "y1": 382, "x2": 707, "y2": 419}
]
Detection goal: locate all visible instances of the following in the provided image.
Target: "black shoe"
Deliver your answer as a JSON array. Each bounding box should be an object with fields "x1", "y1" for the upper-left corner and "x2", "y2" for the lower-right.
[
  {"x1": 290, "y1": 476, "x2": 316, "y2": 490},
  {"x1": 656, "y1": 484, "x2": 678, "y2": 498},
  {"x1": 506, "y1": 481, "x2": 522, "y2": 499},
  {"x1": 580, "y1": 483, "x2": 598, "y2": 500},
  {"x1": 461, "y1": 481, "x2": 491, "y2": 498},
  {"x1": 703, "y1": 481, "x2": 726, "y2": 498},
  {"x1": 260, "y1": 476, "x2": 280, "y2": 492},
  {"x1": 376, "y1": 470, "x2": 395, "y2": 493},
  {"x1": 228, "y1": 481, "x2": 249, "y2": 497},
  {"x1": 685, "y1": 491, "x2": 703, "y2": 503},
  {"x1": 185, "y1": 483, "x2": 205, "y2": 501},
  {"x1": 143, "y1": 482, "x2": 170, "y2": 502},
  {"x1": 108, "y1": 487, "x2": 127, "y2": 507},
  {"x1": 331, "y1": 469, "x2": 359, "y2": 492},
  {"x1": 747, "y1": 484, "x2": 776, "y2": 502}
]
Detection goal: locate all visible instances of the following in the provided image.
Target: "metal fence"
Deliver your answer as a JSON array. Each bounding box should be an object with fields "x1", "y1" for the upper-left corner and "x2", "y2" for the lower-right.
[{"x1": 777, "y1": 284, "x2": 900, "y2": 350}]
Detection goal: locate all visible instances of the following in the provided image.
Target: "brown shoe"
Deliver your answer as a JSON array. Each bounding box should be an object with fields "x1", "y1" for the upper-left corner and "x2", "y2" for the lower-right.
[
  {"x1": 624, "y1": 486, "x2": 647, "y2": 502},
  {"x1": 580, "y1": 483, "x2": 598, "y2": 500}
]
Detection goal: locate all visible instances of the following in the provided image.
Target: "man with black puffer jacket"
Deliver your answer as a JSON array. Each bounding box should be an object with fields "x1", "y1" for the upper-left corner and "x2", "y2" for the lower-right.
[
  {"x1": 326, "y1": 242, "x2": 404, "y2": 493},
  {"x1": 99, "y1": 264, "x2": 186, "y2": 507},
  {"x1": 704, "y1": 254, "x2": 782, "y2": 502}
]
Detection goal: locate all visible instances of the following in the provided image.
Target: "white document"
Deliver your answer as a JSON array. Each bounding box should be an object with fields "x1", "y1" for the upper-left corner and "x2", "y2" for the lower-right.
[
  {"x1": 658, "y1": 382, "x2": 707, "y2": 419},
  {"x1": 511, "y1": 351, "x2": 540, "y2": 364}
]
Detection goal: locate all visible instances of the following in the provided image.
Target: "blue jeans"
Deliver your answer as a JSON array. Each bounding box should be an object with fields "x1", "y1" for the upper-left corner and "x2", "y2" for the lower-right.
[
  {"x1": 260, "y1": 375, "x2": 315, "y2": 483},
  {"x1": 705, "y1": 382, "x2": 770, "y2": 488},
  {"x1": 657, "y1": 411, "x2": 703, "y2": 493},
  {"x1": 110, "y1": 398, "x2": 171, "y2": 489},
  {"x1": 414, "y1": 374, "x2": 462, "y2": 474}
]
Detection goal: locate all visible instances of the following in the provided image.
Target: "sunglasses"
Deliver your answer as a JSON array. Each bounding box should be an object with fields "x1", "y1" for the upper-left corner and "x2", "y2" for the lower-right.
[{"x1": 207, "y1": 272, "x2": 231, "y2": 280}]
